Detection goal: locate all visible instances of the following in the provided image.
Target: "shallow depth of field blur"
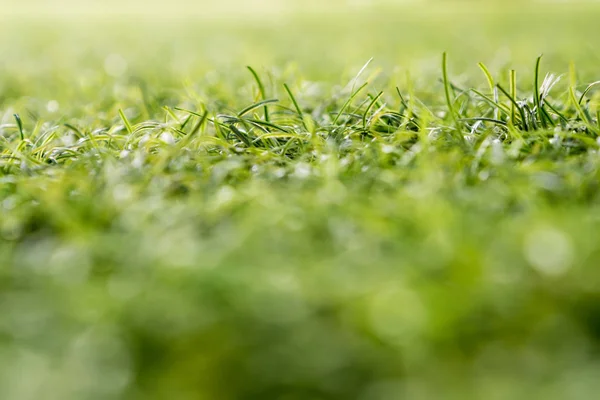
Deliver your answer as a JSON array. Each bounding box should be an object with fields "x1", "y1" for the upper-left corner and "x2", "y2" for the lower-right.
[{"x1": 2, "y1": 1, "x2": 600, "y2": 399}]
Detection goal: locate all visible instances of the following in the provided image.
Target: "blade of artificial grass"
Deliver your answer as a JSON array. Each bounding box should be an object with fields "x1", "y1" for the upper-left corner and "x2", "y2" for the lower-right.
[
  {"x1": 497, "y1": 83, "x2": 529, "y2": 131},
  {"x1": 471, "y1": 89, "x2": 511, "y2": 117},
  {"x1": 442, "y1": 52, "x2": 463, "y2": 140},
  {"x1": 478, "y1": 62, "x2": 495, "y2": 96},
  {"x1": 523, "y1": 102, "x2": 538, "y2": 131},
  {"x1": 243, "y1": 118, "x2": 290, "y2": 133},
  {"x1": 442, "y1": 53, "x2": 456, "y2": 121},
  {"x1": 247, "y1": 66, "x2": 270, "y2": 123},
  {"x1": 333, "y1": 81, "x2": 368, "y2": 125},
  {"x1": 569, "y1": 87, "x2": 590, "y2": 123},
  {"x1": 578, "y1": 81, "x2": 600, "y2": 105},
  {"x1": 13, "y1": 114, "x2": 24, "y2": 141},
  {"x1": 367, "y1": 104, "x2": 388, "y2": 132},
  {"x1": 332, "y1": 58, "x2": 376, "y2": 126},
  {"x1": 174, "y1": 107, "x2": 207, "y2": 119},
  {"x1": 210, "y1": 117, "x2": 227, "y2": 141},
  {"x1": 460, "y1": 117, "x2": 508, "y2": 126},
  {"x1": 509, "y1": 70, "x2": 517, "y2": 127},
  {"x1": 229, "y1": 124, "x2": 253, "y2": 147},
  {"x1": 401, "y1": 70, "x2": 423, "y2": 132},
  {"x1": 219, "y1": 114, "x2": 289, "y2": 133},
  {"x1": 63, "y1": 123, "x2": 84, "y2": 139},
  {"x1": 118, "y1": 109, "x2": 134, "y2": 134},
  {"x1": 180, "y1": 115, "x2": 192, "y2": 131},
  {"x1": 544, "y1": 101, "x2": 570, "y2": 124},
  {"x1": 540, "y1": 105, "x2": 556, "y2": 127},
  {"x1": 252, "y1": 132, "x2": 305, "y2": 145},
  {"x1": 350, "y1": 57, "x2": 373, "y2": 92},
  {"x1": 569, "y1": 86, "x2": 599, "y2": 135},
  {"x1": 238, "y1": 99, "x2": 279, "y2": 118},
  {"x1": 176, "y1": 111, "x2": 208, "y2": 149},
  {"x1": 395, "y1": 87, "x2": 409, "y2": 110},
  {"x1": 283, "y1": 83, "x2": 307, "y2": 130},
  {"x1": 163, "y1": 106, "x2": 181, "y2": 124},
  {"x1": 534, "y1": 55, "x2": 548, "y2": 129},
  {"x1": 191, "y1": 135, "x2": 232, "y2": 149},
  {"x1": 478, "y1": 62, "x2": 499, "y2": 121},
  {"x1": 363, "y1": 91, "x2": 384, "y2": 131}
]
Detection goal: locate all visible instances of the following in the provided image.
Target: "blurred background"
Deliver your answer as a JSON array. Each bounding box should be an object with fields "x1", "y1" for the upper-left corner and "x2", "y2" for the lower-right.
[{"x1": 3, "y1": 0, "x2": 600, "y2": 112}]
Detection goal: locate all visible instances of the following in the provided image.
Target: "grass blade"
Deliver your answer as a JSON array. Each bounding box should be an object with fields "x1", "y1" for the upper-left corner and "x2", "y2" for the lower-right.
[
  {"x1": 283, "y1": 83, "x2": 307, "y2": 130},
  {"x1": 578, "y1": 81, "x2": 600, "y2": 105},
  {"x1": 247, "y1": 66, "x2": 270, "y2": 123},
  {"x1": 363, "y1": 91, "x2": 384, "y2": 131},
  {"x1": 333, "y1": 82, "x2": 369, "y2": 125},
  {"x1": 118, "y1": 109, "x2": 134, "y2": 134},
  {"x1": 497, "y1": 83, "x2": 528, "y2": 131},
  {"x1": 460, "y1": 117, "x2": 508, "y2": 126},
  {"x1": 533, "y1": 55, "x2": 548, "y2": 129},
  {"x1": 13, "y1": 114, "x2": 24, "y2": 141},
  {"x1": 442, "y1": 52, "x2": 463, "y2": 140},
  {"x1": 570, "y1": 86, "x2": 599, "y2": 135},
  {"x1": 350, "y1": 57, "x2": 374, "y2": 92},
  {"x1": 509, "y1": 70, "x2": 517, "y2": 127},
  {"x1": 238, "y1": 99, "x2": 279, "y2": 118}
]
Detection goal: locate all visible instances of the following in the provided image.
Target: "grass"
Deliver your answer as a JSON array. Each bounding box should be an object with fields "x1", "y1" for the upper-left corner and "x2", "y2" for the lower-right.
[{"x1": 2, "y1": 1, "x2": 600, "y2": 399}]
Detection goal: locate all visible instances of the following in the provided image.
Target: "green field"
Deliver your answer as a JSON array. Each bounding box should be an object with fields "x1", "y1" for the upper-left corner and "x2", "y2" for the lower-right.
[{"x1": 2, "y1": 1, "x2": 600, "y2": 399}]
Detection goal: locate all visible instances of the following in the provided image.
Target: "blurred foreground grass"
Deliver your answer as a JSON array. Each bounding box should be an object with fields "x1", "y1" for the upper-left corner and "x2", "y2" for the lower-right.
[{"x1": 2, "y1": 1, "x2": 600, "y2": 399}]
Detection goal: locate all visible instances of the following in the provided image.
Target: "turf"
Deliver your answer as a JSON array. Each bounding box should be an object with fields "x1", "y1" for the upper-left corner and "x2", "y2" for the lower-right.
[{"x1": 2, "y1": 2, "x2": 600, "y2": 399}]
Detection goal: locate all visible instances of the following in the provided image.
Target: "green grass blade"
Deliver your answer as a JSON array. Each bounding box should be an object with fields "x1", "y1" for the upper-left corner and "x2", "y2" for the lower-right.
[
  {"x1": 509, "y1": 70, "x2": 517, "y2": 127},
  {"x1": 363, "y1": 91, "x2": 384, "y2": 131},
  {"x1": 178, "y1": 111, "x2": 208, "y2": 147},
  {"x1": 442, "y1": 53, "x2": 457, "y2": 121},
  {"x1": 333, "y1": 81, "x2": 369, "y2": 125},
  {"x1": 497, "y1": 83, "x2": 528, "y2": 131},
  {"x1": 578, "y1": 81, "x2": 600, "y2": 105},
  {"x1": 478, "y1": 62, "x2": 499, "y2": 120},
  {"x1": 442, "y1": 52, "x2": 463, "y2": 140},
  {"x1": 350, "y1": 57, "x2": 373, "y2": 92},
  {"x1": 534, "y1": 55, "x2": 548, "y2": 129},
  {"x1": 118, "y1": 109, "x2": 134, "y2": 134},
  {"x1": 283, "y1": 83, "x2": 307, "y2": 130},
  {"x1": 247, "y1": 66, "x2": 270, "y2": 123},
  {"x1": 13, "y1": 114, "x2": 24, "y2": 141},
  {"x1": 478, "y1": 62, "x2": 495, "y2": 95},
  {"x1": 570, "y1": 86, "x2": 599, "y2": 135},
  {"x1": 471, "y1": 89, "x2": 511, "y2": 117},
  {"x1": 460, "y1": 117, "x2": 508, "y2": 126},
  {"x1": 238, "y1": 99, "x2": 279, "y2": 118}
]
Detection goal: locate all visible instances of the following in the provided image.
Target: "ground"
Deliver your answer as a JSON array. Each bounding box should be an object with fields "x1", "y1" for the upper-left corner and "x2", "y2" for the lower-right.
[{"x1": 1, "y1": 1, "x2": 600, "y2": 399}]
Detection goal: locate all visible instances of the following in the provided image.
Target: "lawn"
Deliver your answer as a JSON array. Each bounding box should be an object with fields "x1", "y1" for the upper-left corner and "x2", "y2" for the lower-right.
[{"x1": 2, "y1": 1, "x2": 600, "y2": 399}]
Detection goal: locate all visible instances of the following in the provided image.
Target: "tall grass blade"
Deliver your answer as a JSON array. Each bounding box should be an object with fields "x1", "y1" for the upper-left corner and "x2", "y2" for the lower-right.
[
  {"x1": 578, "y1": 81, "x2": 600, "y2": 105},
  {"x1": 238, "y1": 99, "x2": 279, "y2": 118},
  {"x1": 333, "y1": 82, "x2": 368, "y2": 125},
  {"x1": 118, "y1": 109, "x2": 134, "y2": 134},
  {"x1": 283, "y1": 83, "x2": 307, "y2": 130},
  {"x1": 247, "y1": 66, "x2": 270, "y2": 123},
  {"x1": 497, "y1": 83, "x2": 528, "y2": 131},
  {"x1": 533, "y1": 55, "x2": 548, "y2": 129},
  {"x1": 13, "y1": 114, "x2": 24, "y2": 141},
  {"x1": 509, "y1": 70, "x2": 517, "y2": 127},
  {"x1": 442, "y1": 52, "x2": 463, "y2": 140},
  {"x1": 363, "y1": 91, "x2": 384, "y2": 131}
]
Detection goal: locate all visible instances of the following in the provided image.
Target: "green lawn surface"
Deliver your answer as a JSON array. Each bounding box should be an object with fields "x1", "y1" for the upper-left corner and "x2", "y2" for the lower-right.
[{"x1": 2, "y1": 1, "x2": 600, "y2": 399}]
